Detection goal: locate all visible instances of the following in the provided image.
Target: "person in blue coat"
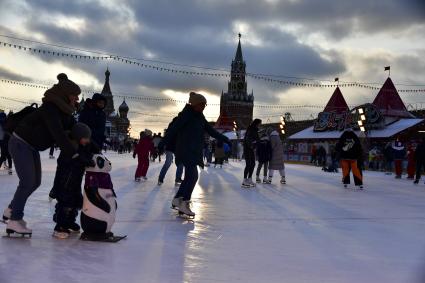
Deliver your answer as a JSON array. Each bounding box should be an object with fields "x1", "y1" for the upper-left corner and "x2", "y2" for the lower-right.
[{"x1": 159, "y1": 92, "x2": 229, "y2": 217}]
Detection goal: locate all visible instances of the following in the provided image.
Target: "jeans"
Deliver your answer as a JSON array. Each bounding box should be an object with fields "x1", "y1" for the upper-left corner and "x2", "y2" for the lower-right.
[
  {"x1": 158, "y1": 151, "x2": 183, "y2": 182},
  {"x1": 8, "y1": 135, "x2": 41, "y2": 220},
  {"x1": 175, "y1": 165, "x2": 198, "y2": 201}
]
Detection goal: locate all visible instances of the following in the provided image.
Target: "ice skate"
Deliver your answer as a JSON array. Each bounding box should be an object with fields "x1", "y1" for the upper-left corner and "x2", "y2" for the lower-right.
[
  {"x1": 248, "y1": 178, "x2": 256, "y2": 187},
  {"x1": 49, "y1": 155, "x2": 55, "y2": 159},
  {"x1": 241, "y1": 178, "x2": 251, "y2": 188},
  {"x1": 256, "y1": 176, "x2": 261, "y2": 183},
  {"x1": 263, "y1": 177, "x2": 271, "y2": 184},
  {"x1": 157, "y1": 180, "x2": 163, "y2": 186},
  {"x1": 53, "y1": 225, "x2": 71, "y2": 239},
  {"x1": 2, "y1": 207, "x2": 12, "y2": 223},
  {"x1": 359, "y1": 185, "x2": 364, "y2": 190},
  {"x1": 171, "y1": 197, "x2": 182, "y2": 210},
  {"x1": 280, "y1": 176, "x2": 286, "y2": 184},
  {"x1": 414, "y1": 179, "x2": 419, "y2": 185},
  {"x1": 178, "y1": 200, "x2": 195, "y2": 218},
  {"x1": 80, "y1": 231, "x2": 127, "y2": 242},
  {"x1": 344, "y1": 184, "x2": 348, "y2": 189},
  {"x1": 67, "y1": 222, "x2": 81, "y2": 233},
  {"x1": 8, "y1": 169, "x2": 12, "y2": 175},
  {"x1": 135, "y1": 177, "x2": 141, "y2": 182},
  {"x1": 141, "y1": 176, "x2": 148, "y2": 181},
  {"x1": 6, "y1": 220, "x2": 32, "y2": 237},
  {"x1": 175, "y1": 178, "x2": 183, "y2": 187}
]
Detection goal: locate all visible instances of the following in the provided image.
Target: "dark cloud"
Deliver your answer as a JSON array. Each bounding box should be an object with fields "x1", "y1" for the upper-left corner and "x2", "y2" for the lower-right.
[{"x1": 0, "y1": 66, "x2": 33, "y2": 81}]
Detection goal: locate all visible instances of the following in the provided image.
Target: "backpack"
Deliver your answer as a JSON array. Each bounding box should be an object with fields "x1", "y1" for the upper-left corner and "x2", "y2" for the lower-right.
[{"x1": 4, "y1": 103, "x2": 39, "y2": 134}]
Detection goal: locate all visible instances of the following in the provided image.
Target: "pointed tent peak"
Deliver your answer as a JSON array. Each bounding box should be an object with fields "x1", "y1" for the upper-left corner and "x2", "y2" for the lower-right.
[
  {"x1": 323, "y1": 86, "x2": 349, "y2": 114},
  {"x1": 372, "y1": 77, "x2": 414, "y2": 118},
  {"x1": 235, "y1": 33, "x2": 243, "y2": 62},
  {"x1": 102, "y1": 68, "x2": 112, "y2": 95}
]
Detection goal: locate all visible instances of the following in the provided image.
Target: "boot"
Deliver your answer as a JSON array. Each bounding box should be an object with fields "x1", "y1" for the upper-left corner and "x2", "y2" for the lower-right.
[
  {"x1": 178, "y1": 200, "x2": 195, "y2": 217},
  {"x1": 53, "y1": 224, "x2": 70, "y2": 239},
  {"x1": 242, "y1": 178, "x2": 251, "y2": 188},
  {"x1": 171, "y1": 197, "x2": 182, "y2": 209},
  {"x1": 6, "y1": 220, "x2": 32, "y2": 236},
  {"x1": 2, "y1": 207, "x2": 12, "y2": 223},
  {"x1": 256, "y1": 176, "x2": 261, "y2": 183},
  {"x1": 280, "y1": 176, "x2": 286, "y2": 184}
]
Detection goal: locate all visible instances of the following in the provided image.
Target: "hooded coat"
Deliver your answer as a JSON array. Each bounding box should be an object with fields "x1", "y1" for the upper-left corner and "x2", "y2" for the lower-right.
[
  {"x1": 160, "y1": 104, "x2": 229, "y2": 168},
  {"x1": 78, "y1": 93, "x2": 107, "y2": 148}
]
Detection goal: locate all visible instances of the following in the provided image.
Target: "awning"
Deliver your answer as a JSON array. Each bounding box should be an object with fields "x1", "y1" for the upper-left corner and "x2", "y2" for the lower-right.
[{"x1": 288, "y1": 118, "x2": 424, "y2": 140}]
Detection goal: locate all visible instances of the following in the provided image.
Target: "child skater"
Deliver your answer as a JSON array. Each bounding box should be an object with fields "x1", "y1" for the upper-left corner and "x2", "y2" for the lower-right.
[
  {"x1": 214, "y1": 140, "x2": 225, "y2": 168},
  {"x1": 133, "y1": 129, "x2": 154, "y2": 182},
  {"x1": 51, "y1": 123, "x2": 97, "y2": 239}
]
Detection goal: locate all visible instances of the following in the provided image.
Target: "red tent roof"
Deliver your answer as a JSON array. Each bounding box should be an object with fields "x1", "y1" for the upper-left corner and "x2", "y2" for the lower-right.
[
  {"x1": 372, "y1": 78, "x2": 414, "y2": 118},
  {"x1": 215, "y1": 112, "x2": 234, "y2": 131},
  {"x1": 323, "y1": 87, "x2": 349, "y2": 114}
]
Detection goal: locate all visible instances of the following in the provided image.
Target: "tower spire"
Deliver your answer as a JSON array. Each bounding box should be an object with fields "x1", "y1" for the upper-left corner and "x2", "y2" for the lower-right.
[{"x1": 235, "y1": 33, "x2": 243, "y2": 62}]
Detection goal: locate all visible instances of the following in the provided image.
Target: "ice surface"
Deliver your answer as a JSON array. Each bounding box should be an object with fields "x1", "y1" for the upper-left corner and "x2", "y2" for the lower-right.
[{"x1": 1, "y1": 152, "x2": 425, "y2": 283}]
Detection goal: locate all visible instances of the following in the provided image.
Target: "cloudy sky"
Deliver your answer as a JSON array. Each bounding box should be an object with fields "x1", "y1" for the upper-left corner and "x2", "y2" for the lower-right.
[{"x1": 0, "y1": 0, "x2": 424, "y2": 135}]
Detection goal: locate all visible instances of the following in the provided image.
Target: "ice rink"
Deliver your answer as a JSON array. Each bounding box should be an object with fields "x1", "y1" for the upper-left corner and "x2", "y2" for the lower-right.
[{"x1": 1, "y1": 152, "x2": 425, "y2": 283}]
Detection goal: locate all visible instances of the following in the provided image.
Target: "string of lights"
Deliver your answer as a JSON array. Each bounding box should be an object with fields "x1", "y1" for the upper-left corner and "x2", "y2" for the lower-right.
[{"x1": 1, "y1": 38, "x2": 424, "y2": 92}]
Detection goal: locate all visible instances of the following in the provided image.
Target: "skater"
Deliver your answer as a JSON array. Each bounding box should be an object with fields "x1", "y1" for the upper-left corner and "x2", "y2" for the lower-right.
[
  {"x1": 3, "y1": 73, "x2": 81, "y2": 236},
  {"x1": 0, "y1": 112, "x2": 13, "y2": 175},
  {"x1": 78, "y1": 92, "x2": 107, "y2": 149},
  {"x1": 158, "y1": 127, "x2": 184, "y2": 186},
  {"x1": 406, "y1": 144, "x2": 415, "y2": 179},
  {"x1": 255, "y1": 133, "x2": 272, "y2": 183},
  {"x1": 51, "y1": 123, "x2": 95, "y2": 239},
  {"x1": 159, "y1": 92, "x2": 229, "y2": 217},
  {"x1": 414, "y1": 138, "x2": 425, "y2": 184},
  {"x1": 214, "y1": 140, "x2": 225, "y2": 168},
  {"x1": 267, "y1": 128, "x2": 286, "y2": 184},
  {"x1": 336, "y1": 128, "x2": 363, "y2": 189},
  {"x1": 392, "y1": 140, "x2": 406, "y2": 179},
  {"x1": 242, "y1": 119, "x2": 262, "y2": 188},
  {"x1": 383, "y1": 142, "x2": 394, "y2": 174},
  {"x1": 133, "y1": 130, "x2": 154, "y2": 182},
  {"x1": 152, "y1": 133, "x2": 163, "y2": 162}
]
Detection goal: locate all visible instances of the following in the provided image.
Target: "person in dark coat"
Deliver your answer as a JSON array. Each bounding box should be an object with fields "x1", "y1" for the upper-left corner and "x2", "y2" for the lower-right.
[
  {"x1": 159, "y1": 92, "x2": 229, "y2": 217},
  {"x1": 336, "y1": 128, "x2": 363, "y2": 189},
  {"x1": 255, "y1": 133, "x2": 272, "y2": 183},
  {"x1": 242, "y1": 119, "x2": 262, "y2": 187},
  {"x1": 50, "y1": 123, "x2": 96, "y2": 239},
  {"x1": 3, "y1": 73, "x2": 80, "y2": 235},
  {"x1": 78, "y1": 93, "x2": 107, "y2": 149},
  {"x1": 414, "y1": 138, "x2": 425, "y2": 184}
]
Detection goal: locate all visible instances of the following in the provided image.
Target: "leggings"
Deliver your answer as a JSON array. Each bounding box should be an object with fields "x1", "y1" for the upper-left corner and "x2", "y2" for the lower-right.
[
  {"x1": 256, "y1": 161, "x2": 269, "y2": 177},
  {"x1": 243, "y1": 148, "x2": 255, "y2": 179}
]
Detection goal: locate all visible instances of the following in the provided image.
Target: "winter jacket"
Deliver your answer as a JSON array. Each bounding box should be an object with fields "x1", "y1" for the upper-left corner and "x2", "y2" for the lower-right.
[
  {"x1": 392, "y1": 143, "x2": 406, "y2": 160},
  {"x1": 134, "y1": 136, "x2": 154, "y2": 159},
  {"x1": 244, "y1": 124, "x2": 260, "y2": 150},
  {"x1": 256, "y1": 138, "x2": 272, "y2": 163},
  {"x1": 336, "y1": 130, "x2": 362, "y2": 160},
  {"x1": 269, "y1": 131, "x2": 285, "y2": 170},
  {"x1": 160, "y1": 104, "x2": 229, "y2": 168},
  {"x1": 78, "y1": 96, "x2": 107, "y2": 148},
  {"x1": 14, "y1": 101, "x2": 77, "y2": 157}
]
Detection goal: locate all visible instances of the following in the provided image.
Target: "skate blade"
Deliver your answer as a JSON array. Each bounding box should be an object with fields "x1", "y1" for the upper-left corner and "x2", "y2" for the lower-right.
[
  {"x1": 80, "y1": 234, "x2": 127, "y2": 243},
  {"x1": 5, "y1": 229, "x2": 32, "y2": 238},
  {"x1": 52, "y1": 231, "x2": 70, "y2": 239},
  {"x1": 177, "y1": 212, "x2": 195, "y2": 220}
]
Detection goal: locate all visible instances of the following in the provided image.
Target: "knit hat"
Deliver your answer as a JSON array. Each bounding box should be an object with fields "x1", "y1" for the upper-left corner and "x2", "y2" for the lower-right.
[
  {"x1": 71, "y1": 123, "x2": 91, "y2": 141},
  {"x1": 42, "y1": 73, "x2": 81, "y2": 115},
  {"x1": 188, "y1": 92, "x2": 207, "y2": 106}
]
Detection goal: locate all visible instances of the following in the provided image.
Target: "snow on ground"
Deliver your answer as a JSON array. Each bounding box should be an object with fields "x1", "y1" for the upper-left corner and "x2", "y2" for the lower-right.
[{"x1": 1, "y1": 152, "x2": 425, "y2": 283}]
